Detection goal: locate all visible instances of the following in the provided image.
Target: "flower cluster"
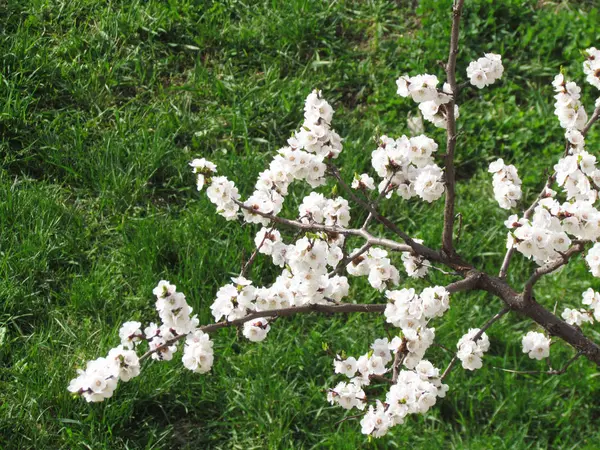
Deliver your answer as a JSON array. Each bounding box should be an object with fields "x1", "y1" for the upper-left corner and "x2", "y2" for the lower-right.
[
  {"x1": 456, "y1": 328, "x2": 490, "y2": 371},
  {"x1": 562, "y1": 288, "x2": 600, "y2": 326},
  {"x1": 371, "y1": 135, "x2": 445, "y2": 202},
  {"x1": 553, "y1": 74, "x2": 587, "y2": 131},
  {"x1": 67, "y1": 356, "x2": 124, "y2": 403},
  {"x1": 153, "y1": 280, "x2": 200, "y2": 335},
  {"x1": 554, "y1": 150, "x2": 599, "y2": 202},
  {"x1": 466, "y1": 53, "x2": 504, "y2": 89},
  {"x1": 298, "y1": 192, "x2": 351, "y2": 227},
  {"x1": 401, "y1": 241, "x2": 430, "y2": 279},
  {"x1": 182, "y1": 330, "x2": 214, "y2": 373},
  {"x1": 583, "y1": 47, "x2": 600, "y2": 89},
  {"x1": 488, "y1": 158, "x2": 522, "y2": 209},
  {"x1": 241, "y1": 91, "x2": 343, "y2": 226},
  {"x1": 521, "y1": 331, "x2": 551, "y2": 360},
  {"x1": 192, "y1": 91, "x2": 343, "y2": 225},
  {"x1": 206, "y1": 176, "x2": 241, "y2": 221},
  {"x1": 351, "y1": 173, "x2": 376, "y2": 191},
  {"x1": 587, "y1": 242, "x2": 600, "y2": 277},
  {"x1": 396, "y1": 73, "x2": 458, "y2": 129},
  {"x1": 68, "y1": 281, "x2": 216, "y2": 402},
  {"x1": 211, "y1": 276, "x2": 257, "y2": 322},
  {"x1": 346, "y1": 247, "x2": 400, "y2": 291},
  {"x1": 329, "y1": 336, "x2": 447, "y2": 438},
  {"x1": 242, "y1": 318, "x2": 271, "y2": 342},
  {"x1": 384, "y1": 286, "x2": 450, "y2": 368},
  {"x1": 384, "y1": 287, "x2": 450, "y2": 331},
  {"x1": 190, "y1": 157, "x2": 217, "y2": 191},
  {"x1": 504, "y1": 201, "x2": 572, "y2": 266},
  {"x1": 213, "y1": 227, "x2": 351, "y2": 324}
]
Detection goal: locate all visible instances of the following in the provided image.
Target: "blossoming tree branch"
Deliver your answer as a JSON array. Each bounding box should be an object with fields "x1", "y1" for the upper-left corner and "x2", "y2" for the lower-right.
[{"x1": 69, "y1": 0, "x2": 600, "y2": 438}]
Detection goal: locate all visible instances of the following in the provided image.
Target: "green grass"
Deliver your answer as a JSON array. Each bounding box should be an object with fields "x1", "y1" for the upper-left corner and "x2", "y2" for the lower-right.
[{"x1": 1, "y1": 0, "x2": 600, "y2": 448}]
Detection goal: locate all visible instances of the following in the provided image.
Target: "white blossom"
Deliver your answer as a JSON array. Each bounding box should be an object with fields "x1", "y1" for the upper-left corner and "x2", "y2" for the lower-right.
[
  {"x1": 521, "y1": 331, "x2": 551, "y2": 360},
  {"x1": 242, "y1": 318, "x2": 271, "y2": 342},
  {"x1": 466, "y1": 53, "x2": 504, "y2": 88}
]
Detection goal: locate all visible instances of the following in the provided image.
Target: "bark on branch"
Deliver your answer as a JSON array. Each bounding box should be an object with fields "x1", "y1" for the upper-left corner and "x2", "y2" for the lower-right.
[{"x1": 442, "y1": 0, "x2": 466, "y2": 256}]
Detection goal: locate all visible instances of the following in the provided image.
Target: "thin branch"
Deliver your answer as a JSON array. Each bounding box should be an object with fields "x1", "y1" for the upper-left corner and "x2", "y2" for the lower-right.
[
  {"x1": 140, "y1": 303, "x2": 388, "y2": 361},
  {"x1": 582, "y1": 105, "x2": 600, "y2": 136},
  {"x1": 522, "y1": 241, "x2": 586, "y2": 301},
  {"x1": 240, "y1": 226, "x2": 275, "y2": 277},
  {"x1": 441, "y1": 0, "x2": 466, "y2": 256},
  {"x1": 444, "y1": 272, "x2": 481, "y2": 293},
  {"x1": 233, "y1": 198, "x2": 412, "y2": 253},
  {"x1": 497, "y1": 351, "x2": 583, "y2": 376},
  {"x1": 441, "y1": 306, "x2": 510, "y2": 381},
  {"x1": 326, "y1": 165, "x2": 444, "y2": 263},
  {"x1": 369, "y1": 374, "x2": 394, "y2": 385},
  {"x1": 334, "y1": 413, "x2": 366, "y2": 427},
  {"x1": 329, "y1": 242, "x2": 373, "y2": 277},
  {"x1": 391, "y1": 346, "x2": 406, "y2": 384},
  {"x1": 362, "y1": 172, "x2": 397, "y2": 230}
]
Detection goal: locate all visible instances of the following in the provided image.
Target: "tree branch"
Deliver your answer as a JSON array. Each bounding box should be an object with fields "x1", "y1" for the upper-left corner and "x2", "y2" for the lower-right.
[
  {"x1": 326, "y1": 164, "x2": 445, "y2": 263},
  {"x1": 498, "y1": 351, "x2": 583, "y2": 376},
  {"x1": 140, "y1": 303, "x2": 388, "y2": 362},
  {"x1": 441, "y1": 0, "x2": 466, "y2": 256},
  {"x1": 522, "y1": 241, "x2": 587, "y2": 301},
  {"x1": 233, "y1": 199, "x2": 412, "y2": 253}
]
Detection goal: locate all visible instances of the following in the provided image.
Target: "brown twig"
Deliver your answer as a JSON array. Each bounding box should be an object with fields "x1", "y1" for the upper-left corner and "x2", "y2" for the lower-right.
[
  {"x1": 497, "y1": 351, "x2": 583, "y2": 376},
  {"x1": 240, "y1": 225, "x2": 275, "y2": 277},
  {"x1": 140, "y1": 303, "x2": 389, "y2": 362},
  {"x1": 522, "y1": 241, "x2": 587, "y2": 301},
  {"x1": 441, "y1": 0, "x2": 466, "y2": 256}
]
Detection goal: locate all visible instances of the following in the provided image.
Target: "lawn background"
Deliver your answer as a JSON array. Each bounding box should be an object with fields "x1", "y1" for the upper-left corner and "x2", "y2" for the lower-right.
[{"x1": 1, "y1": 0, "x2": 600, "y2": 448}]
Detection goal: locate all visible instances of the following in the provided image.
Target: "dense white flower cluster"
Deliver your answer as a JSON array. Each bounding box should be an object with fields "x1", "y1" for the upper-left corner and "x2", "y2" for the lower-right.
[
  {"x1": 346, "y1": 247, "x2": 400, "y2": 290},
  {"x1": 384, "y1": 287, "x2": 450, "y2": 332},
  {"x1": 67, "y1": 357, "x2": 121, "y2": 402},
  {"x1": 206, "y1": 176, "x2": 241, "y2": 221},
  {"x1": 241, "y1": 91, "x2": 343, "y2": 226},
  {"x1": 466, "y1": 53, "x2": 504, "y2": 89},
  {"x1": 505, "y1": 152, "x2": 600, "y2": 265},
  {"x1": 192, "y1": 91, "x2": 343, "y2": 225},
  {"x1": 562, "y1": 288, "x2": 600, "y2": 326},
  {"x1": 329, "y1": 336, "x2": 448, "y2": 438},
  {"x1": 69, "y1": 281, "x2": 214, "y2": 402},
  {"x1": 553, "y1": 74, "x2": 587, "y2": 131},
  {"x1": 554, "y1": 152, "x2": 600, "y2": 203},
  {"x1": 583, "y1": 47, "x2": 600, "y2": 89},
  {"x1": 396, "y1": 74, "x2": 458, "y2": 128},
  {"x1": 211, "y1": 276, "x2": 257, "y2": 322},
  {"x1": 242, "y1": 318, "x2": 271, "y2": 342},
  {"x1": 153, "y1": 280, "x2": 200, "y2": 335},
  {"x1": 371, "y1": 134, "x2": 445, "y2": 202},
  {"x1": 383, "y1": 287, "x2": 450, "y2": 369},
  {"x1": 182, "y1": 330, "x2": 214, "y2": 373},
  {"x1": 488, "y1": 158, "x2": 522, "y2": 209},
  {"x1": 68, "y1": 341, "x2": 142, "y2": 402},
  {"x1": 504, "y1": 206, "x2": 571, "y2": 266},
  {"x1": 456, "y1": 328, "x2": 490, "y2": 371},
  {"x1": 298, "y1": 192, "x2": 351, "y2": 227},
  {"x1": 521, "y1": 331, "x2": 551, "y2": 360}
]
